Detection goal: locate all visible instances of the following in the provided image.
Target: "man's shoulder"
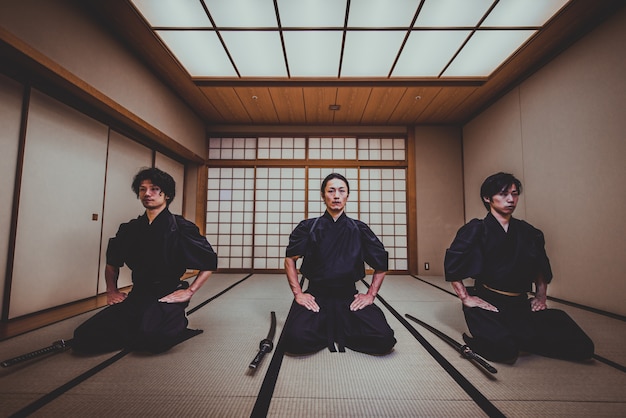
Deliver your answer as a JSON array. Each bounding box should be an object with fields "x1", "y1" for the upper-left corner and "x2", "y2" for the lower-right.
[
  {"x1": 459, "y1": 217, "x2": 485, "y2": 232},
  {"x1": 512, "y1": 217, "x2": 545, "y2": 237},
  {"x1": 117, "y1": 214, "x2": 144, "y2": 229}
]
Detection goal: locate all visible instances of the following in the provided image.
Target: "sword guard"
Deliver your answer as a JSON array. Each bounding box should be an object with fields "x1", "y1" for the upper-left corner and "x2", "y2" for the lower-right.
[
  {"x1": 461, "y1": 345, "x2": 498, "y2": 374},
  {"x1": 259, "y1": 338, "x2": 274, "y2": 351}
]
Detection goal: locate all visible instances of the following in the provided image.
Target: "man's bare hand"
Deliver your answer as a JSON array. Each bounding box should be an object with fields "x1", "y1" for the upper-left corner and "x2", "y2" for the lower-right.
[
  {"x1": 529, "y1": 296, "x2": 547, "y2": 311},
  {"x1": 107, "y1": 290, "x2": 127, "y2": 305},
  {"x1": 295, "y1": 293, "x2": 319, "y2": 312},
  {"x1": 159, "y1": 289, "x2": 194, "y2": 304},
  {"x1": 350, "y1": 293, "x2": 374, "y2": 311},
  {"x1": 462, "y1": 295, "x2": 499, "y2": 312}
]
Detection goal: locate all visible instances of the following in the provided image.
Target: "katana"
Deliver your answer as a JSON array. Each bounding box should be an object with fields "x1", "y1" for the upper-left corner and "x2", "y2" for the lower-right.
[
  {"x1": 405, "y1": 313, "x2": 497, "y2": 374},
  {"x1": 249, "y1": 311, "x2": 277, "y2": 370},
  {"x1": 1, "y1": 338, "x2": 72, "y2": 368}
]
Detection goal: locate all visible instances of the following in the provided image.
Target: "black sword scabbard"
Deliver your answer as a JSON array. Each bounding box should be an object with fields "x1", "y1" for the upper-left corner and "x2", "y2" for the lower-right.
[
  {"x1": 249, "y1": 311, "x2": 277, "y2": 370},
  {"x1": 405, "y1": 313, "x2": 497, "y2": 374},
  {"x1": 1, "y1": 339, "x2": 72, "y2": 368}
]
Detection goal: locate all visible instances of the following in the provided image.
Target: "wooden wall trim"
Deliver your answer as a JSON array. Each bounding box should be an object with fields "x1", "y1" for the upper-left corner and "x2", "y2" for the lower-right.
[
  {"x1": 406, "y1": 128, "x2": 418, "y2": 275},
  {"x1": 1, "y1": 85, "x2": 29, "y2": 322}
]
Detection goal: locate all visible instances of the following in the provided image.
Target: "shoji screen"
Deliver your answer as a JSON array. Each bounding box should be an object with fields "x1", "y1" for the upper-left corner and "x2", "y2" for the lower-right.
[
  {"x1": 207, "y1": 136, "x2": 408, "y2": 272},
  {"x1": 207, "y1": 167, "x2": 255, "y2": 269}
]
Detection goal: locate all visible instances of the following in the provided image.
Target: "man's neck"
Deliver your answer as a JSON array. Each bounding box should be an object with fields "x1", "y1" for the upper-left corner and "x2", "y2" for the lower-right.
[
  {"x1": 490, "y1": 210, "x2": 511, "y2": 232},
  {"x1": 146, "y1": 205, "x2": 167, "y2": 224}
]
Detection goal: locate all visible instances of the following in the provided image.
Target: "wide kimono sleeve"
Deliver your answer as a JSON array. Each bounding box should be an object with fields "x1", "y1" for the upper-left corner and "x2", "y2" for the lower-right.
[
  {"x1": 174, "y1": 216, "x2": 218, "y2": 271},
  {"x1": 105, "y1": 219, "x2": 137, "y2": 268},
  {"x1": 527, "y1": 224, "x2": 554, "y2": 284},
  {"x1": 285, "y1": 218, "x2": 315, "y2": 258},
  {"x1": 444, "y1": 218, "x2": 484, "y2": 282},
  {"x1": 358, "y1": 221, "x2": 389, "y2": 272}
]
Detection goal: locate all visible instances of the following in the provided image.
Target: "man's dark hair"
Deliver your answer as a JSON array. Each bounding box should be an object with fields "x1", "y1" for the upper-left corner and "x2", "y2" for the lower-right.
[
  {"x1": 321, "y1": 173, "x2": 350, "y2": 195},
  {"x1": 131, "y1": 167, "x2": 176, "y2": 205},
  {"x1": 480, "y1": 172, "x2": 522, "y2": 211}
]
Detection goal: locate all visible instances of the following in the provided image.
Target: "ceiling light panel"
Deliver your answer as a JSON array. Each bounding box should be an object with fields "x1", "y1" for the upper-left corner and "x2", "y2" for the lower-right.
[
  {"x1": 277, "y1": 0, "x2": 347, "y2": 27},
  {"x1": 348, "y1": 0, "x2": 419, "y2": 27},
  {"x1": 283, "y1": 31, "x2": 343, "y2": 77},
  {"x1": 443, "y1": 29, "x2": 536, "y2": 77},
  {"x1": 204, "y1": 0, "x2": 278, "y2": 27},
  {"x1": 220, "y1": 31, "x2": 287, "y2": 77},
  {"x1": 482, "y1": 0, "x2": 571, "y2": 26},
  {"x1": 342, "y1": 31, "x2": 407, "y2": 77},
  {"x1": 414, "y1": 0, "x2": 494, "y2": 27},
  {"x1": 393, "y1": 30, "x2": 471, "y2": 77},
  {"x1": 131, "y1": 0, "x2": 211, "y2": 27},
  {"x1": 156, "y1": 30, "x2": 236, "y2": 77}
]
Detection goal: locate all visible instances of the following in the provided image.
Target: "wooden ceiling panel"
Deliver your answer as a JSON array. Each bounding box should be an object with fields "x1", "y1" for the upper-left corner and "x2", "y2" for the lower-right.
[
  {"x1": 268, "y1": 87, "x2": 306, "y2": 125},
  {"x1": 334, "y1": 87, "x2": 372, "y2": 125},
  {"x1": 302, "y1": 87, "x2": 338, "y2": 125},
  {"x1": 199, "y1": 86, "x2": 252, "y2": 124},
  {"x1": 417, "y1": 87, "x2": 479, "y2": 124},
  {"x1": 386, "y1": 86, "x2": 441, "y2": 125},
  {"x1": 360, "y1": 88, "x2": 408, "y2": 125},
  {"x1": 233, "y1": 87, "x2": 279, "y2": 124}
]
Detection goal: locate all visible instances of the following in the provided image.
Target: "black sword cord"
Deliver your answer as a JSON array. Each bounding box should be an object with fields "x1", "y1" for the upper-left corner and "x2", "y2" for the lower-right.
[
  {"x1": 404, "y1": 313, "x2": 497, "y2": 374},
  {"x1": 249, "y1": 311, "x2": 277, "y2": 369},
  {"x1": 411, "y1": 275, "x2": 626, "y2": 374},
  {"x1": 8, "y1": 273, "x2": 254, "y2": 417},
  {"x1": 361, "y1": 279, "x2": 506, "y2": 418}
]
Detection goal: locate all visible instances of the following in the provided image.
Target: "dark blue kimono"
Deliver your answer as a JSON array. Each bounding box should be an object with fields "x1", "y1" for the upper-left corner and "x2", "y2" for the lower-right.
[{"x1": 283, "y1": 211, "x2": 396, "y2": 354}]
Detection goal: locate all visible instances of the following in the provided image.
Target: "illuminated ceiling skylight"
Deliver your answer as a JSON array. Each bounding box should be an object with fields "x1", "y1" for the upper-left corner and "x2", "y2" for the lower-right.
[{"x1": 130, "y1": 0, "x2": 572, "y2": 79}]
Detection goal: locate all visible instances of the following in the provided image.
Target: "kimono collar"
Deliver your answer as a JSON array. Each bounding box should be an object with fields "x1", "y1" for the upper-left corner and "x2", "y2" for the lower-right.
[
  {"x1": 322, "y1": 210, "x2": 347, "y2": 223},
  {"x1": 485, "y1": 211, "x2": 516, "y2": 233},
  {"x1": 140, "y1": 207, "x2": 171, "y2": 226}
]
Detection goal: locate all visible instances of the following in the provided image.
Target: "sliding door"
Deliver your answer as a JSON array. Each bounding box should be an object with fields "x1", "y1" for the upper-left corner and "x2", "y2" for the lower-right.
[{"x1": 10, "y1": 90, "x2": 108, "y2": 318}]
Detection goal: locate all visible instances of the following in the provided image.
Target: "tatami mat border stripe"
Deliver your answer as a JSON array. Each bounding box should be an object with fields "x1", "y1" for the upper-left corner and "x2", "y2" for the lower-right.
[
  {"x1": 362, "y1": 279, "x2": 506, "y2": 418},
  {"x1": 187, "y1": 273, "x2": 253, "y2": 315},
  {"x1": 250, "y1": 277, "x2": 305, "y2": 418},
  {"x1": 9, "y1": 273, "x2": 254, "y2": 417},
  {"x1": 9, "y1": 348, "x2": 132, "y2": 418},
  {"x1": 592, "y1": 353, "x2": 626, "y2": 373}
]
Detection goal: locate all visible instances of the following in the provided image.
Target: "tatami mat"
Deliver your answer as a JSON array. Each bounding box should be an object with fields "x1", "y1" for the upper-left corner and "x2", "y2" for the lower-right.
[{"x1": 1, "y1": 273, "x2": 625, "y2": 417}]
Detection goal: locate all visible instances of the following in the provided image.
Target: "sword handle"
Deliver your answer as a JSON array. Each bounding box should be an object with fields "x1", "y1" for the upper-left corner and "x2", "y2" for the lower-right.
[
  {"x1": 461, "y1": 345, "x2": 497, "y2": 374},
  {"x1": 249, "y1": 338, "x2": 274, "y2": 369},
  {"x1": 1, "y1": 339, "x2": 70, "y2": 368}
]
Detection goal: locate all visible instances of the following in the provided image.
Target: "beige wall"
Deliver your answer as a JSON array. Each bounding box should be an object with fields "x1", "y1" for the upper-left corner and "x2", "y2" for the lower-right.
[
  {"x1": 0, "y1": 0, "x2": 206, "y2": 159},
  {"x1": 414, "y1": 126, "x2": 464, "y2": 276},
  {"x1": 462, "y1": 8, "x2": 626, "y2": 315}
]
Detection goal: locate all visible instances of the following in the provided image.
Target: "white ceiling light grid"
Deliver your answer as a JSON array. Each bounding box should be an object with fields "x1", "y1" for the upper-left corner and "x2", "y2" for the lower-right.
[{"x1": 130, "y1": 0, "x2": 572, "y2": 79}]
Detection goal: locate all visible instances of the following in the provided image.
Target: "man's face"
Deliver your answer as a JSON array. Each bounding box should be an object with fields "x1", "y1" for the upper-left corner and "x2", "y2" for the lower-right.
[
  {"x1": 322, "y1": 178, "x2": 349, "y2": 215},
  {"x1": 138, "y1": 180, "x2": 168, "y2": 211},
  {"x1": 486, "y1": 184, "x2": 519, "y2": 217}
]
